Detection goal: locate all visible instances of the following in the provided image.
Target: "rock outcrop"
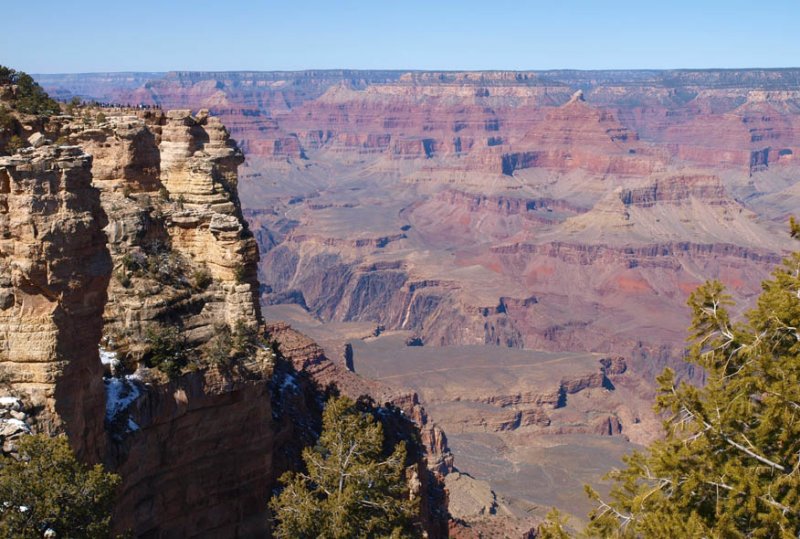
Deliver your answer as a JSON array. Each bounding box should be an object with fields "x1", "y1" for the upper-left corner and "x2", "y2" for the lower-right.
[
  {"x1": 0, "y1": 104, "x2": 450, "y2": 537},
  {"x1": 0, "y1": 108, "x2": 276, "y2": 535},
  {"x1": 0, "y1": 145, "x2": 111, "y2": 462},
  {"x1": 57, "y1": 109, "x2": 262, "y2": 355}
]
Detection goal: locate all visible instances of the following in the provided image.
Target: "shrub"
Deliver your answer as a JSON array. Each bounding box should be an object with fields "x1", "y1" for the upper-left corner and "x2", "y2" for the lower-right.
[
  {"x1": 0, "y1": 66, "x2": 61, "y2": 116},
  {"x1": 6, "y1": 135, "x2": 25, "y2": 153},
  {"x1": 0, "y1": 66, "x2": 14, "y2": 85},
  {"x1": 205, "y1": 324, "x2": 233, "y2": 366},
  {"x1": 232, "y1": 319, "x2": 263, "y2": 358},
  {"x1": 115, "y1": 269, "x2": 131, "y2": 288},
  {"x1": 146, "y1": 251, "x2": 185, "y2": 286},
  {"x1": 0, "y1": 434, "x2": 120, "y2": 538},
  {"x1": 144, "y1": 325, "x2": 189, "y2": 378},
  {"x1": 192, "y1": 266, "x2": 213, "y2": 291},
  {"x1": 65, "y1": 97, "x2": 80, "y2": 116},
  {"x1": 0, "y1": 106, "x2": 13, "y2": 131}
]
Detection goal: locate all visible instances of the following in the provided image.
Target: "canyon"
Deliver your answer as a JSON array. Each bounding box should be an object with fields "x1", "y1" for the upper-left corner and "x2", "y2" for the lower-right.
[
  {"x1": 32, "y1": 69, "x2": 800, "y2": 533},
  {"x1": 0, "y1": 86, "x2": 449, "y2": 537}
]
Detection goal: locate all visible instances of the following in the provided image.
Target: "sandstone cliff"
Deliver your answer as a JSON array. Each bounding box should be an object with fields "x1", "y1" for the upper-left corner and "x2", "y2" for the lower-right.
[
  {"x1": 0, "y1": 145, "x2": 110, "y2": 462},
  {"x1": 0, "y1": 103, "x2": 450, "y2": 537}
]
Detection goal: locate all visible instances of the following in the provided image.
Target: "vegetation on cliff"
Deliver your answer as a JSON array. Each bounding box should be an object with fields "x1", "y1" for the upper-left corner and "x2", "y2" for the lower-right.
[
  {"x1": 567, "y1": 221, "x2": 800, "y2": 537},
  {"x1": 270, "y1": 395, "x2": 417, "y2": 538},
  {"x1": 0, "y1": 66, "x2": 60, "y2": 116},
  {"x1": 0, "y1": 65, "x2": 61, "y2": 155},
  {"x1": 0, "y1": 435, "x2": 120, "y2": 538}
]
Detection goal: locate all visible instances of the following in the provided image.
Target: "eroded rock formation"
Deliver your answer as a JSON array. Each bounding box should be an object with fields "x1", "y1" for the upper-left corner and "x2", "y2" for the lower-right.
[
  {"x1": 0, "y1": 105, "x2": 450, "y2": 537},
  {"x1": 0, "y1": 145, "x2": 110, "y2": 462}
]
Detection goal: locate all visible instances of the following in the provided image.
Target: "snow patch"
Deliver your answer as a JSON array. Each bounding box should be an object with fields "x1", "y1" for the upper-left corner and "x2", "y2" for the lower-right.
[
  {"x1": 105, "y1": 376, "x2": 141, "y2": 431},
  {"x1": 99, "y1": 347, "x2": 120, "y2": 367},
  {"x1": 0, "y1": 396, "x2": 21, "y2": 408},
  {"x1": 281, "y1": 373, "x2": 298, "y2": 392},
  {"x1": 1, "y1": 418, "x2": 31, "y2": 433}
]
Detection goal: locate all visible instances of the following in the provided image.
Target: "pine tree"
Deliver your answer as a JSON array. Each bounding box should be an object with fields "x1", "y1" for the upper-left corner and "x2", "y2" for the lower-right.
[
  {"x1": 0, "y1": 66, "x2": 60, "y2": 116},
  {"x1": 538, "y1": 507, "x2": 573, "y2": 539},
  {"x1": 585, "y1": 221, "x2": 800, "y2": 538},
  {"x1": 269, "y1": 395, "x2": 417, "y2": 538},
  {"x1": 0, "y1": 435, "x2": 120, "y2": 538}
]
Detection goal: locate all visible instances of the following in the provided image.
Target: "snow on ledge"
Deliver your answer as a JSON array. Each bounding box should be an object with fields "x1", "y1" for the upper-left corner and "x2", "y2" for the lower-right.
[{"x1": 105, "y1": 376, "x2": 142, "y2": 431}]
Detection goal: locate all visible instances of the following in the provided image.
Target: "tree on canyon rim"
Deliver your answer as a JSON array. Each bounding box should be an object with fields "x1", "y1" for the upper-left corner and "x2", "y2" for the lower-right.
[
  {"x1": 269, "y1": 395, "x2": 417, "y2": 539},
  {"x1": 0, "y1": 435, "x2": 120, "y2": 538},
  {"x1": 572, "y1": 217, "x2": 800, "y2": 538},
  {"x1": 0, "y1": 66, "x2": 60, "y2": 116}
]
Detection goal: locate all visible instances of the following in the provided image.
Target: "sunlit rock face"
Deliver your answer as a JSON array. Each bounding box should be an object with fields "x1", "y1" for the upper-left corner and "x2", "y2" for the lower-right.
[
  {"x1": 0, "y1": 107, "x2": 450, "y2": 537},
  {"x1": 0, "y1": 145, "x2": 110, "y2": 462}
]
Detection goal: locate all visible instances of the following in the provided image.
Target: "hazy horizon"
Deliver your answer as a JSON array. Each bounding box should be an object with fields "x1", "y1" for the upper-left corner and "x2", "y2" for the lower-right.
[{"x1": 30, "y1": 66, "x2": 800, "y2": 76}]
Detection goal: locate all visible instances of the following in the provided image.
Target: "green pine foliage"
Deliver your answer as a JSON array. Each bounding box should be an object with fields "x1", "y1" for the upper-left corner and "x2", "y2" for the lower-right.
[
  {"x1": 0, "y1": 66, "x2": 60, "y2": 116},
  {"x1": 144, "y1": 325, "x2": 189, "y2": 378},
  {"x1": 0, "y1": 435, "x2": 120, "y2": 538},
  {"x1": 269, "y1": 395, "x2": 417, "y2": 538},
  {"x1": 585, "y1": 221, "x2": 800, "y2": 538},
  {"x1": 538, "y1": 507, "x2": 573, "y2": 539}
]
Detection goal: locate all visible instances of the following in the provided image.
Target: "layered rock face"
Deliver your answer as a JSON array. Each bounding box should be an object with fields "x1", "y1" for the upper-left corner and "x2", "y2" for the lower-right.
[
  {"x1": 0, "y1": 106, "x2": 449, "y2": 537},
  {"x1": 0, "y1": 108, "x2": 276, "y2": 535},
  {"x1": 0, "y1": 145, "x2": 110, "y2": 462},
  {"x1": 59, "y1": 109, "x2": 261, "y2": 352}
]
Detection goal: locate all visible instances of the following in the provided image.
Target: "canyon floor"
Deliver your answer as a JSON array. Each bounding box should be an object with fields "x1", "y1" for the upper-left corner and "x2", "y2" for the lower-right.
[{"x1": 266, "y1": 303, "x2": 649, "y2": 524}]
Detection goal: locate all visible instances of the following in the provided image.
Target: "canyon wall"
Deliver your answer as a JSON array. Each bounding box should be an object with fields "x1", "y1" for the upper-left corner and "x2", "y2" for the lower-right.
[
  {"x1": 0, "y1": 101, "x2": 450, "y2": 537},
  {"x1": 39, "y1": 69, "x2": 800, "y2": 362},
  {"x1": 0, "y1": 145, "x2": 110, "y2": 462}
]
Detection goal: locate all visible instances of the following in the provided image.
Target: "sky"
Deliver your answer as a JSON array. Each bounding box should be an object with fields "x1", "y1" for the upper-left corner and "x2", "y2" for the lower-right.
[{"x1": 2, "y1": 0, "x2": 798, "y2": 73}]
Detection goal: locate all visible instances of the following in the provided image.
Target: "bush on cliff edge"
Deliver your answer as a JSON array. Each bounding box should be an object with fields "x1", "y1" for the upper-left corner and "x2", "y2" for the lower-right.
[
  {"x1": 543, "y1": 218, "x2": 800, "y2": 537},
  {"x1": 0, "y1": 435, "x2": 120, "y2": 538},
  {"x1": 0, "y1": 66, "x2": 60, "y2": 116},
  {"x1": 269, "y1": 395, "x2": 417, "y2": 538}
]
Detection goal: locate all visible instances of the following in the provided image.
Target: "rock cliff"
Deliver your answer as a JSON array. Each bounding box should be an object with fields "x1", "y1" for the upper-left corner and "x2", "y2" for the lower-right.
[
  {"x1": 0, "y1": 145, "x2": 110, "y2": 462},
  {"x1": 0, "y1": 103, "x2": 450, "y2": 537}
]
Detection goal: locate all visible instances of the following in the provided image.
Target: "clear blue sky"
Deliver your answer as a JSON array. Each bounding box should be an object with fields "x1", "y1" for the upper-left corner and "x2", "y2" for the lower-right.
[{"x1": 3, "y1": 0, "x2": 798, "y2": 73}]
